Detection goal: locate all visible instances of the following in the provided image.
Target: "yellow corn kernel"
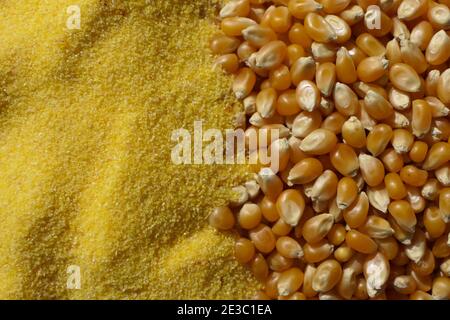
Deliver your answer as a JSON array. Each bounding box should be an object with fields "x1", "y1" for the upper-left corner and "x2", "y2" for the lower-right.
[
  {"x1": 270, "y1": 65, "x2": 292, "y2": 91},
  {"x1": 303, "y1": 240, "x2": 334, "y2": 263},
  {"x1": 381, "y1": 148, "x2": 404, "y2": 173},
  {"x1": 400, "y1": 165, "x2": 428, "y2": 187},
  {"x1": 340, "y1": 5, "x2": 364, "y2": 26},
  {"x1": 386, "y1": 39, "x2": 403, "y2": 65},
  {"x1": 268, "y1": 251, "x2": 294, "y2": 272},
  {"x1": 303, "y1": 213, "x2": 335, "y2": 243},
  {"x1": 425, "y1": 30, "x2": 450, "y2": 66},
  {"x1": 210, "y1": 34, "x2": 241, "y2": 55},
  {"x1": 233, "y1": 67, "x2": 257, "y2": 100},
  {"x1": 316, "y1": 62, "x2": 337, "y2": 97},
  {"x1": 399, "y1": 39, "x2": 428, "y2": 74},
  {"x1": 359, "y1": 154, "x2": 385, "y2": 187},
  {"x1": 367, "y1": 184, "x2": 391, "y2": 213},
  {"x1": 359, "y1": 216, "x2": 394, "y2": 239},
  {"x1": 256, "y1": 88, "x2": 278, "y2": 119},
  {"x1": 343, "y1": 192, "x2": 369, "y2": 228},
  {"x1": 363, "y1": 90, "x2": 394, "y2": 121},
  {"x1": 363, "y1": 252, "x2": 390, "y2": 298},
  {"x1": 237, "y1": 41, "x2": 257, "y2": 62},
  {"x1": 357, "y1": 56, "x2": 389, "y2": 83},
  {"x1": 270, "y1": 6, "x2": 292, "y2": 34},
  {"x1": 220, "y1": 0, "x2": 251, "y2": 18},
  {"x1": 296, "y1": 80, "x2": 321, "y2": 112},
  {"x1": 388, "y1": 200, "x2": 417, "y2": 233},
  {"x1": 209, "y1": 206, "x2": 235, "y2": 230},
  {"x1": 355, "y1": 33, "x2": 386, "y2": 57},
  {"x1": 334, "y1": 245, "x2": 354, "y2": 263},
  {"x1": 276, "y1": 236, "x2": 304, "y2": 259},
  {"x1": 304, "y1": 12, "x2": 338, "y2": 43},
  {"x1": 325, "y1": 15, "x2": 351, "y2": 44},
  {"x1": 288, "y1": 0, "x2": 324, "y2": 19},
  {"x1": 437, "y1": 68, "x2": 450, "y2": 105},
  {"x1": 397, "y1": 0, "x2": 428, "y2": 21},
  {"x1": 251, "y1": 253, "x2": 269, "y2": 281},
  {"x1": 292, "y1": 110, "x2": 322, "y2": 138},
  {"x1": 411, "y1": 99, "x2": 432, "y2": 138},
  {"x1": 391, "y1": 129, "x2": 414, "y2": 154},
  {"x1": 312, "y1": 259, "x2": 343, "y2": 293},
  {"x1": 367, "y1": 124, "x2": 393, "y2": 157},
  {"x1": 342, "y1": 116, "x2": 366, "y2": 149},
  {"x1": 385, "y1": 172, "x2": 407, "y2": 200},
  {"x1": 288, "y1": 22, "x2": 313, "y2": 49},
  {"x1": 423, "y1": 206, "x2": 446, "y2": 239},
  {"x1": 278, "y1": 268, "x2": 305, "y2": 296},
  {"x1": 311, "y1": 42, "x2": 338, "y2": 63},
  {"x1": 259, "y1": 196, "x2": 280, "y2": 223},
  {"x1": 300, "y1": 128, "x2": 338, "y2": 155},
  {"x1": 290, "y1": 56, "x2": 316, "y2": 86},
  {"x1": 345, "y1": 230, "x2": 378, "y2": 254},
  {"x1": 221, "y1": 16, "x2": 257, "y2": 36},
  {"x1": 432, "y1": 277, "x2": 450, "y2": 300},
  {"x1": 330, "y1": 143, "x2": 359, "y2": 177},
  {"x1": 249, "y1": 224, "x2": 277, "y2": 254},
  {"x1": 425, "y1": 96, "x2": 449, "y2": 118},
  {"x1": 258, "y1": 167, "x2": 284, "y2": 200},
  {"x1": 439, "y1": 188, "x2": 450, "y2": 223},
  {"x1": 242, "y1": 24, "x2": 277, "y2": 48},
  {"x1": 310, "y1": 169, "x2": 339, "y2": 202},
  {"x1": 389, "y1": 63, "x2": 422, "y2": 93},
  {"x1": 337, "y1": 177, "x2": 358, "y2": 210},
  {"x1": 276, "y1": 189, "x2": 306, "y2": 227},
  {"x1": 335, "y1": 47, "x2": 357, "y2": 84},
  {"x1": 286, "y1": 44, "x2": 307, "y2": 66},
  {"x1": 421, "y1": 178, "x2": 441, "y2": 201},
  {"x1": 333, "y1": 82, "x2": 359, "y2": 116},
  {"x1": 234, "y1": 238, "x2": 256, "y2": 264},
  {"x1": 321, "y1": 112, "x2": 346, "y2": 134},
  {"x1": 410, "y1": 21, "x2": 433, "y2": 51},
  {"x1": 375, "y1": 237, "x2": 399, "y2": 260}
]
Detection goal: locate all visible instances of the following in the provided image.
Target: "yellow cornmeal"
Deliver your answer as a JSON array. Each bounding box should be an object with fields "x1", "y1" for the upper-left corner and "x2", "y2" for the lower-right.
[{"x1": 0, "y1": 0, "x2": 259, "y2": 299}]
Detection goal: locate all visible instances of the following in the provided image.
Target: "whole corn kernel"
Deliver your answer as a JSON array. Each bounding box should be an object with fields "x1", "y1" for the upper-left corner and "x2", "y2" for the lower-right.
[
  {"x1": 288, "y1": 157, "x2": 324, "y2": 185},
  {"x1": 221, "y1": 16, "x2": 257, "y2": 36},
  {"x1": 388, "y1": 200, "x2": 417, "y2": 233},
  {"x1": 276, "y1": 189, "x2": 306, "y2": 227},
  {"x1": 385, "y1": 172, "x2": 408, "y2": 200},
  {"x1": 363, "y1": 252, "x2": 390, "y2": 298},
  {"x1": 367, "y1": 124, "x2": 393, "y2": 157},
  {"x1": 304, "y1": 12, "x2": 338, "y2": 43},
  {"x1": 276, "y1": 236, "x2": 304, "y2": 258},
  {"x1": 342, "y1": 116, "x2": 366, "y2": 148},
  {"x1": 303, "y1": 213, "x2": 335, "y2": 243},
  {"x1": 357, "y1": 56, "x2": 389, "y2": 83},
  {"x1": 359, "y1": 216, "x2": 394, "y2": 239},
  {"x1": 251, "y1": 254, "x2": 270, "y2": 282},
  {"x1": 312, "y1": 259, "x2": 343, "y2": 293},
  {"x1": 411, "y1": 99, "x2": 432, "y2": 138},
  {"x1": 235, "y1": 238, "x2": 256, "y2": 263},
  {"x1": 359, "y1": 154, "x2": 385, "y2": 187},
  {"x1": 316, "y1": 62, "x2": 337, "y2": 97},
  {"x1": 330, "y1": 143, "x2": 359, "y2": 177},
  {"x1": 209, "y1": 206, "x2": 235, "y2": 230},
  {"x1": 249, "y1": 224, "x2": 277, "y2": 254},
  {"x1": 397, "y1": 0, "x2": 428, "y2": 21},
  {"x1": 300, "y1": 128, "x2": 338, "y2": 155},
  {"x1": 270, "y1": 6, "x2": 293, "y2": 34},
  {"x1": 346, "y1": 230, "x2": 378, "y2": 254},
  {"x1": 288, "y1": 0, "x2": 323, "y2": 19},
  {"x1": 296, "y1": 80, "x2": 321, "y2": 112},
  {"x1": 343, "y1": 192, "x2": 369, "y2": 228},
  {"x1": 389, "y1": 63, "x2": 422, "y2": 93},
  {"x1": 337, "y1": 177, "x2": 359, "y2": 210},
  {"x1": 333, "y1": 82, "x2": 359, "y2": 116},
  {"x1": 220, "y1": 0, "x2": 251, "y2": 18},
  {"x1": 233, "y1": 67, "x2": 257, "y2": 99},
  {"x1": 426, "y1": 30, "x2": 450, "y2": 66},
  {"x1": 277, "y1": 268, "x2": 305, "y2": 296},
  {"x1": 363, "y1": 90, "x2": 394, "y2": 120},
  {"x1": 303, "y1": 240, "x2": 334, "y2": 263}
]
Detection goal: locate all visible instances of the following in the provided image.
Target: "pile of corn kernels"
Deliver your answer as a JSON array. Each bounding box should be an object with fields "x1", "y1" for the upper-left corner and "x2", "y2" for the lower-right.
[{"x1": 208, "y1": 0, "x2": 450, "y2": 300}]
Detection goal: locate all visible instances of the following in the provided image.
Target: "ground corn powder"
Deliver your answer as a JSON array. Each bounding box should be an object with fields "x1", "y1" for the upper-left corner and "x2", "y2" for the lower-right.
[{"x1": 0, "y1": 0, "x2": 259, "y2": 299}]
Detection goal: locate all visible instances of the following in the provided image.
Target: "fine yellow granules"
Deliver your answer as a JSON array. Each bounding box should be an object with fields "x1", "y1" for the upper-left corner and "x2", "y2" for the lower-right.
[{"x1": 0, "y1": 0, "x2": 259, "y2": 299}]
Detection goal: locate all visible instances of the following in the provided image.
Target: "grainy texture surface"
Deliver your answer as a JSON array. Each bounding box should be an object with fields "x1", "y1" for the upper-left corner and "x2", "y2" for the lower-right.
[{"x1": 0, "y1": 0, "x2": 258, "y2": 299}]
